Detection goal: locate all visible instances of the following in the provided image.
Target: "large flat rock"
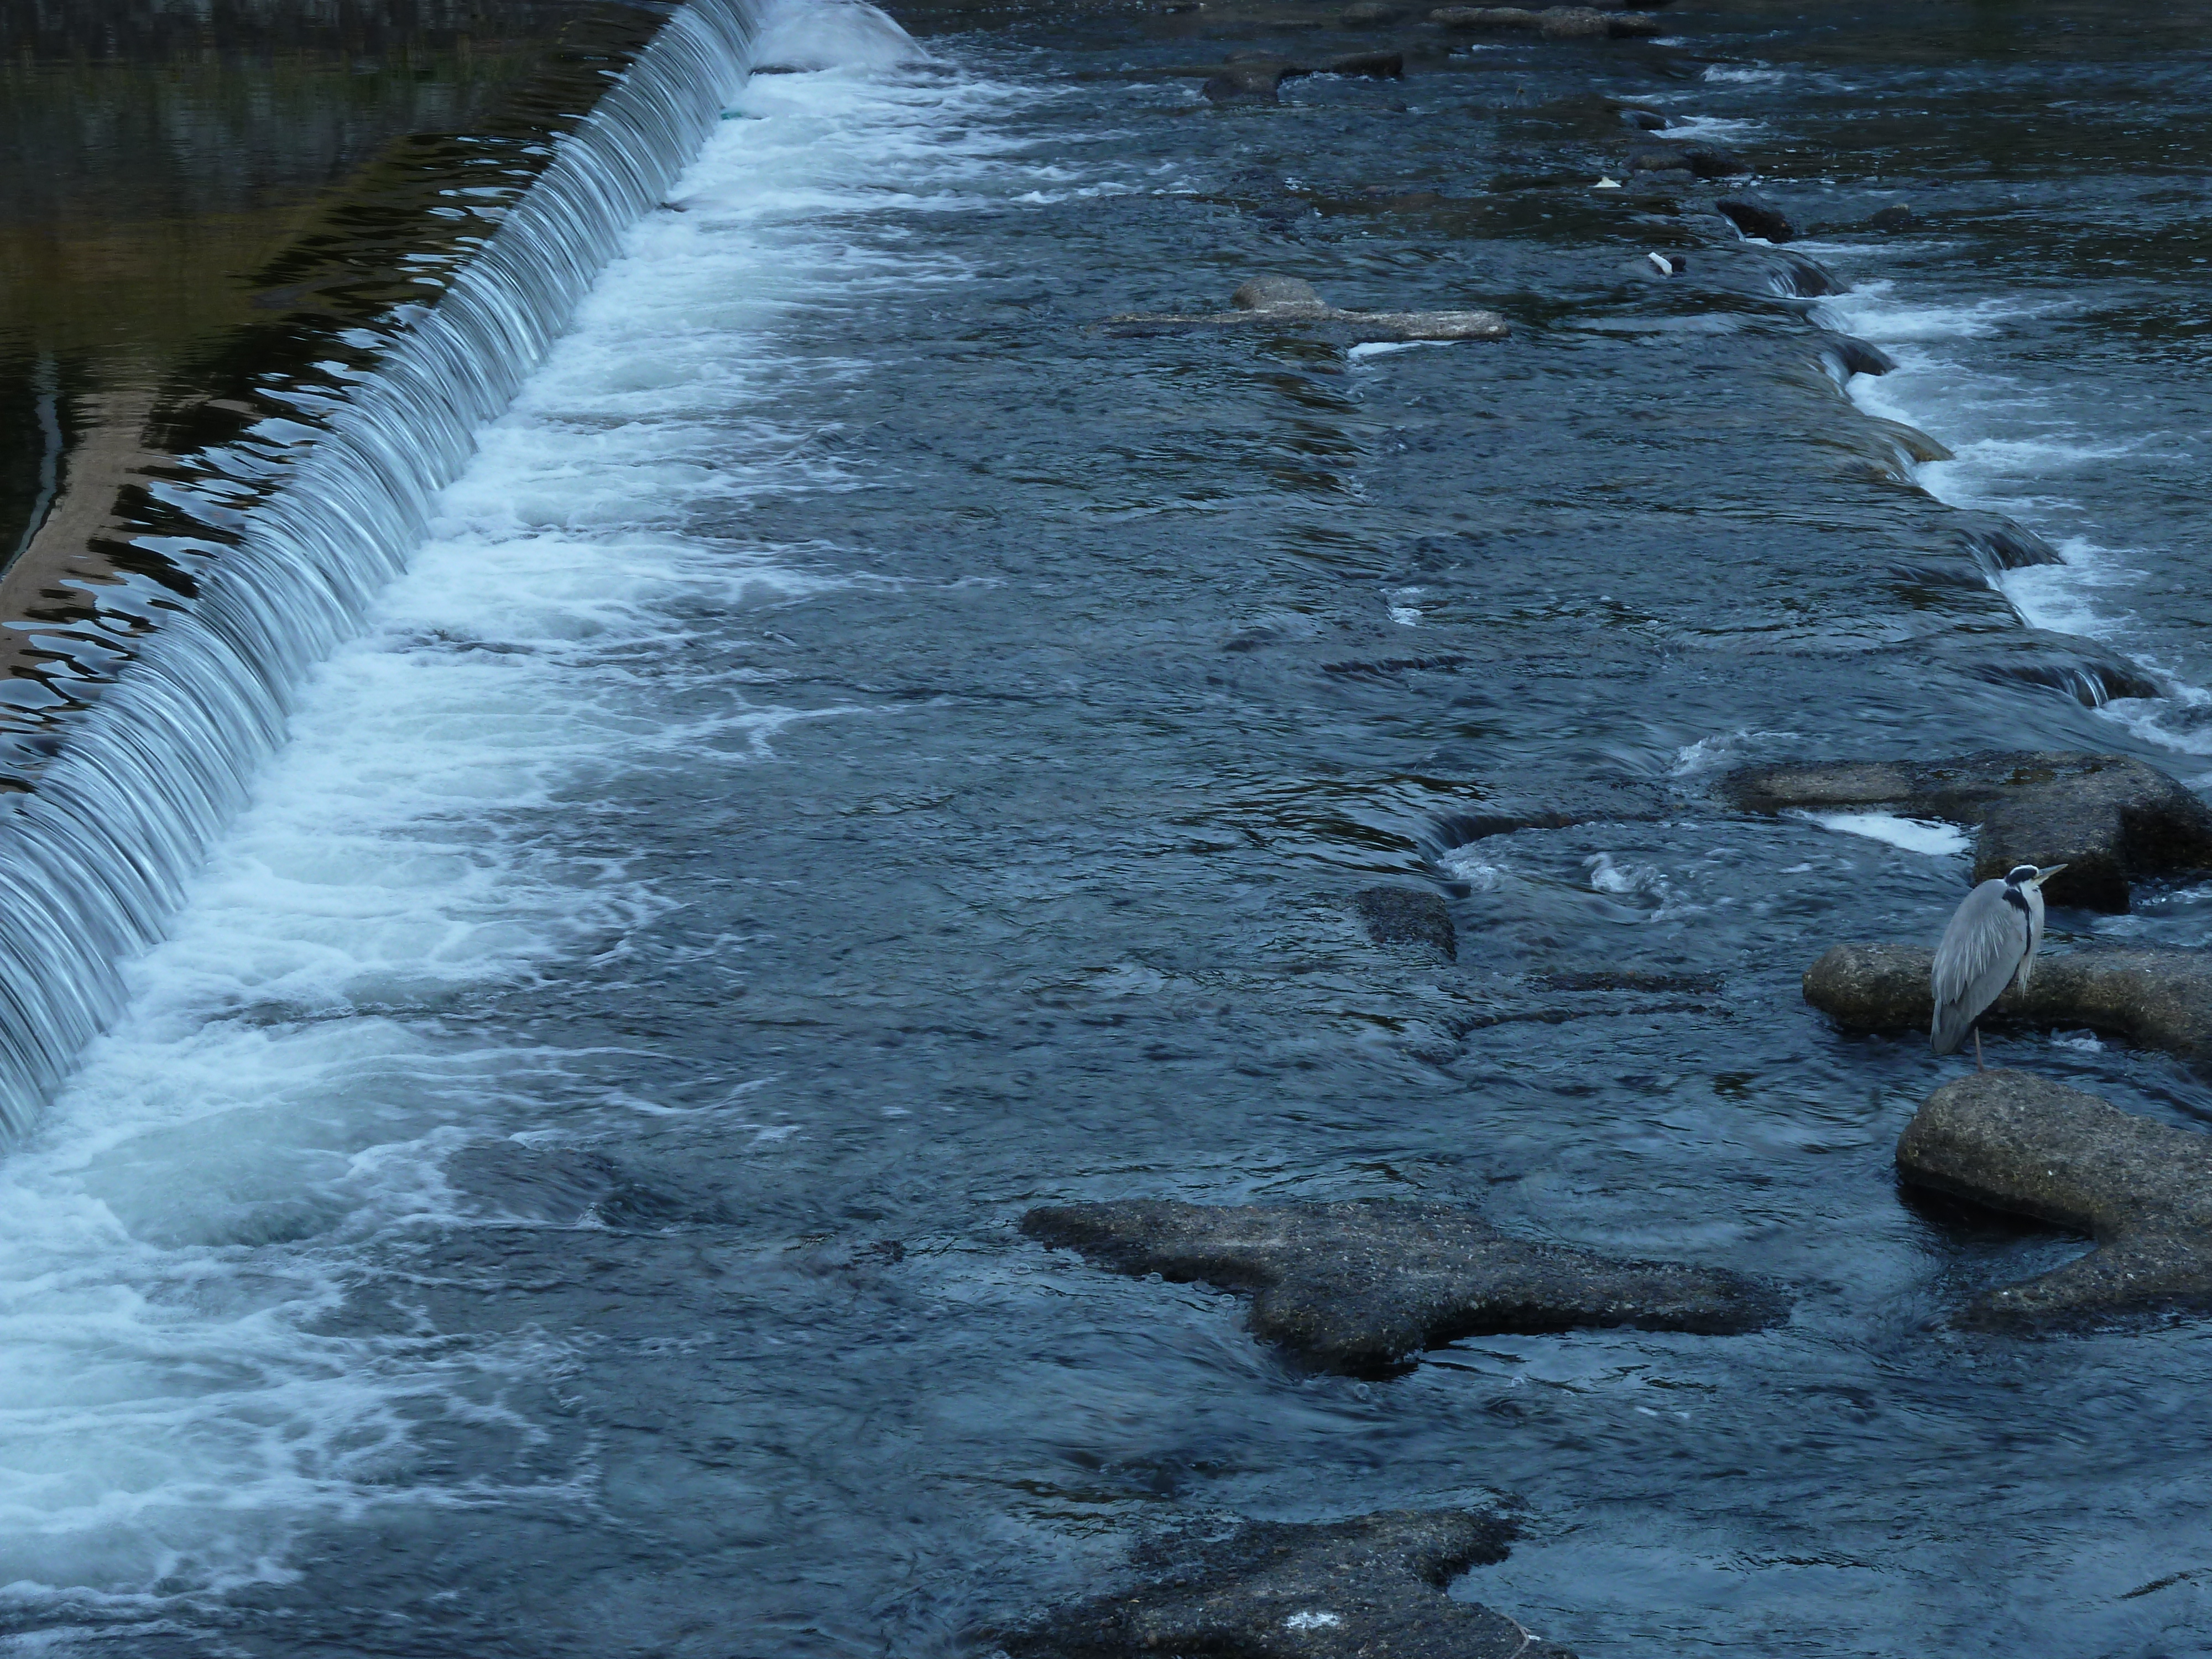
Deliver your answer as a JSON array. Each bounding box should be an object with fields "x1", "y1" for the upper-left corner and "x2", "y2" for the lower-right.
[
  {"x1": 1803, "y1": 941, "x2": 2212, "y2": 1064},
  {"x1": 990, "y1": 1509, "x2": 1574, "y2": 1659},
  {"x1": 1898, "y1": 1069, "x2": 2212, "y2": 1327},
  {"x1": 1021, "y1": 1198, "x2": 1788, "y2": 1374},
  {"x1": 1721, "y1": 750, "x2": 2212, "y2": 911}
]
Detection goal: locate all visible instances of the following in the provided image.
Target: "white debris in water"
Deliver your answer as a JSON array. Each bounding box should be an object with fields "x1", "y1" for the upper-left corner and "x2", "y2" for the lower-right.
[
  {"x1": 1593, "y1": 175, "x2": 1623, "y2": 189},
  {"x1": 1285, "y1": 1611, "x2": 1343, "y2": 1631},
  {"x1": 1793, "y1": 811, "x2": 1970, "y2": 857}
]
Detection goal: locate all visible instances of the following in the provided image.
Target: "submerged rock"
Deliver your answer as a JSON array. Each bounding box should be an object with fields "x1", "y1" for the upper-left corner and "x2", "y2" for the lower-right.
[
  {"x1": 1428, "y1": 4, "x2": 1661, "y2": 36},
  {"x1": 1105, "y1": 280, "x2": 1507, "y2": 343},
  {"x1": 1868, "y1": 203, "x2": 1916, "y2": 231},
  {"x1": 1626, "y1": 139, "x2": 1750, "y2": 178},
  {"x1": 1233, "y1": 274, "x2": 1328, "y2": 311},
  {"x1": 1204, "y1": 58, "x2": 1298, "y2": 102},
  {"x1": 990, "y1": 1509, "x2": 1574, "y2": 1659},
  {"x1": 1342, "y1": 0, "x2": 1411, "y2": 18},
  {"x1": 1618, "y1": 106, "x2": 1667, "y2": 130},
  {"x1": 1530, "y1": 968, "x2": 1722, "y2": 994},
  {"x1": 1723, "y1": 750, "x2": 2212, "y2": 911},
  {"x1": 1802, "y1": 941, "x2": 2212, "y2": 1064},
  {"x1": 1898, "y1": 1069, "x2": 2212, "y2": 1328},
  {"x1": 1021, "y1": 1198, "x2": 1789, "y2": 1374},
  {"x1": 1353, "y1": 886, "x2": 1457, "y2": 959}
]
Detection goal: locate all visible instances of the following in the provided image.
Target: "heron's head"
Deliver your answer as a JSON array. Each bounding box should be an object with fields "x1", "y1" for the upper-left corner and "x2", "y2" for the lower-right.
[{"x1": 2007, "y1": 863, "x2": 2066, "y2": 886}]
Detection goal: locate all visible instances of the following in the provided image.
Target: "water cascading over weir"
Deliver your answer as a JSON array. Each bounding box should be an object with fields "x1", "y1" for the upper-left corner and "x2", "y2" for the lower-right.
[{"x1": 0, "y1": 0, "x2": 763, "y2": 1131}]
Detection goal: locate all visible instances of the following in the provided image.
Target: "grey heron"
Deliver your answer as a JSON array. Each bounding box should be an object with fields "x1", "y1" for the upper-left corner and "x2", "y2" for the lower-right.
[{"x1": 1931, "y1": 863, "x2": 2065, "y2": 1068}]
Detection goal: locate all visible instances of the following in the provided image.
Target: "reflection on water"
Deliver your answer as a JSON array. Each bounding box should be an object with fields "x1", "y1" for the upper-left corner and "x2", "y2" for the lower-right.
[{"x1": 0, "y1": 0, "x2": 646, "y2": 561}]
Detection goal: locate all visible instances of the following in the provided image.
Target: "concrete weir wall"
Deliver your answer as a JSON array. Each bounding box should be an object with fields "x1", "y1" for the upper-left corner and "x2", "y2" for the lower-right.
[{"x1": 0, "y1": 0, "x2": 761, "y2": 1130}]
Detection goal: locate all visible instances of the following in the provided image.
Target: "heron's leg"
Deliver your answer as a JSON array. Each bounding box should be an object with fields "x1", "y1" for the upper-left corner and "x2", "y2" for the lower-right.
[{"x1": 1973, "y1": 1026, "x2": 1984, "y2": 1072}]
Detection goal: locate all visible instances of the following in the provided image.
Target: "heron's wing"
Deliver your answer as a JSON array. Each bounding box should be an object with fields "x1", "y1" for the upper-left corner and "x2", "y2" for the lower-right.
[{"x1": 1931, "y1": 881, "x2": 2031, "y2": 1052}]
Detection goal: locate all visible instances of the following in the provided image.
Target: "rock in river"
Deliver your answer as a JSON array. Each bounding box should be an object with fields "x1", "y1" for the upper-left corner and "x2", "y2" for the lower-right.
[
  {"x1": 1352, "y1": 885, "x2": 1457, "y2": 959},
  {"x1": 1233, "y1": 274, "x2": 1328, "y2": 311},
  {"x1": 1717, "y1": 193, "x2": 1796, "y2": 241},
  {"x1": 1021, "y1": 1198, "x2": 1790, "y2": 1374},
  {"x1": 1803, "y1": 940, "x2": 2212, "y2": 1065},
  {"x1": 1723, "y1": 750, "x2": 2212, "y2": 911},
  {"x1": 990, "y1": 1509, "x2": 1575, "y2": 1659},
  {"x1": 1898, "y1": 1069, "x2": 2212, "y2": 1328},
  {"x1": 1626, "y1": 139, "x2": 1751, "y2": 178},
  {"x1": 1204, "y1": 58, "x2": 1300, "y2": 102}
]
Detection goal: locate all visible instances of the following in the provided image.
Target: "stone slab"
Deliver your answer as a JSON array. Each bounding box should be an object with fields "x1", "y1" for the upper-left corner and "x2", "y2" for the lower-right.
[
  {"x1": 1022, "y1": 1198, "x2": 1788, "y2": 1374},
  {"x1": 1898, "y1": 1069, "x2": 2212, "y2": 1327},
  {"x1": 1803, "y1": 941, "x2": 2212, "y2": 1065},
  {"x1": 1723, "y1": 750, "x2": 2212, "y2": 911},
  {"x1": 989, "y1": 1509, "x2": 1575, "y2": 1659}
]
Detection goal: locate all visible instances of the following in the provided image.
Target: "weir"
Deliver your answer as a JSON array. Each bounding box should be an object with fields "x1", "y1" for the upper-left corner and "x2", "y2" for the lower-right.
[{"x1": 0, "y1": 0, "x2": 762, "y2": 1132}]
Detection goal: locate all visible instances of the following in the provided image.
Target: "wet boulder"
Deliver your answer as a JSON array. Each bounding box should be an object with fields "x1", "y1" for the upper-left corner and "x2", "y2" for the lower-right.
[
  {"x1": 1869, "y1": 203, "x2": 1916, "y2": 231},
  {"x1": 1802, "y1": 941, "x2": 2212, "y2": 1065},
  {"x1": 1722, "y1": 750, "x2": 2212, "y2": 911},
  {"x1": 1021, "y1": 1198, "x2": 1789, "y2": 1374},
  {"x1": 1204, "y1": 57, "x2": 1300, "y2": 102},
  {"x1": 1816, "y1": 332, "x2": 1897, "y2": 380},
  {"x1": 1717, "y1": 194, "x2": 1795, "y2": 241},
  {"x1": 1329, "y1": 48, "x2": 1406, "y2": 77},
  {"x1": 990, "y1": 1509, "x2": 1575, "y2": 1659},
  {"x1": 1626, "y1": 139, "x2": 1750, "y2": 178},
  {"x1": 1352, "y1": 886, "x2": 1457, "y2": 960},
  {"x1": 1898, "y1": 1069, "x2": 2212, "y2": 1329}
]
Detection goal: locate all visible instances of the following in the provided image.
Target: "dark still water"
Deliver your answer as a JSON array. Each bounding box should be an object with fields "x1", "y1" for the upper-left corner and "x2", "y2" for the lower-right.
[{"x1": 1, "y1": 0, "x2": 2210, "y2": 1655}]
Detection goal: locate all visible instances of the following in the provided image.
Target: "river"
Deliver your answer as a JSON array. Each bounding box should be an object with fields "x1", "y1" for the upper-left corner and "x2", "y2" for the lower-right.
[{"x1": 0, "y1": 1, "x2": 2206, "y2": 1653}]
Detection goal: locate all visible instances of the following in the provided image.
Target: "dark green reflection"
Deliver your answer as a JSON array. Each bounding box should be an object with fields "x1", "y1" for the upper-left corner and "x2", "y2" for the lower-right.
[{"x1": 0, "y1": 0, "x2": 653, "y2": 568}]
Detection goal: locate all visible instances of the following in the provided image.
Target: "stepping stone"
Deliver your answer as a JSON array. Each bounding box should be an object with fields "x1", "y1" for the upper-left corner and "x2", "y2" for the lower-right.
[
  {"x1": 1722, "y1": 750, "x2": 2212, "y2": 911},
  {"x1": 1898, "y1": 1069, "x2": 2212, "y2": 1328},
  {"x1": 990, "y1": 1509, "x2": 1575, "y2": 1659},
  {"x1": 1021, "y1": 1198, "x2": 1788, "y2": 1374},
  {"x1": 1352, "y1": 885, "x2": 1457, "y2": 960},
  {"x1": 1803, "y1": 941, "x2": 2212, "y2": 1066},
  {"x1": 1103, "y1": 277, "x2": 1506, "y2": 344}
]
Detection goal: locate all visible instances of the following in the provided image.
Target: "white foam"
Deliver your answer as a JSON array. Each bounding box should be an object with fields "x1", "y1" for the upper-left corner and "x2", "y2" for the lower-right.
[
  {"x1": 1670, "y1": 728, "x2": 1801, "y2": 778},
  {"x1": 748, "y1": 0, "x2": 927, "y2": 71},
  {"x1": 1348, "y1": 340, "x2": 1454, "y2": 359},
  {"x1": 1660, "y1": 115, "x2": 1766, "y2": 140},
  {"x1": 1791, "y1": 812, "x2": 1970, "y2": 858},
  {"x1": 1808, "y1": 277, "x2": 2208, "y2": 746},
  {"x1": 0, "y1": 22, "x2": 1056, "y2": 1610}
]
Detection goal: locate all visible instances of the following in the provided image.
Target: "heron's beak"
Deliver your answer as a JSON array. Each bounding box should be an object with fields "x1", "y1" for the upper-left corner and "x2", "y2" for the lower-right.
[{"x1": 2032, "y1": 864, "x2": 2068, "y2": 886}]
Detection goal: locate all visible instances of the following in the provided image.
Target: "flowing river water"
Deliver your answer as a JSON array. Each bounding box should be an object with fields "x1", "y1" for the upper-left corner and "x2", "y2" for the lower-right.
[{"x1": 1, "y1": 1, "x2": 2209, "y2": 1654}]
